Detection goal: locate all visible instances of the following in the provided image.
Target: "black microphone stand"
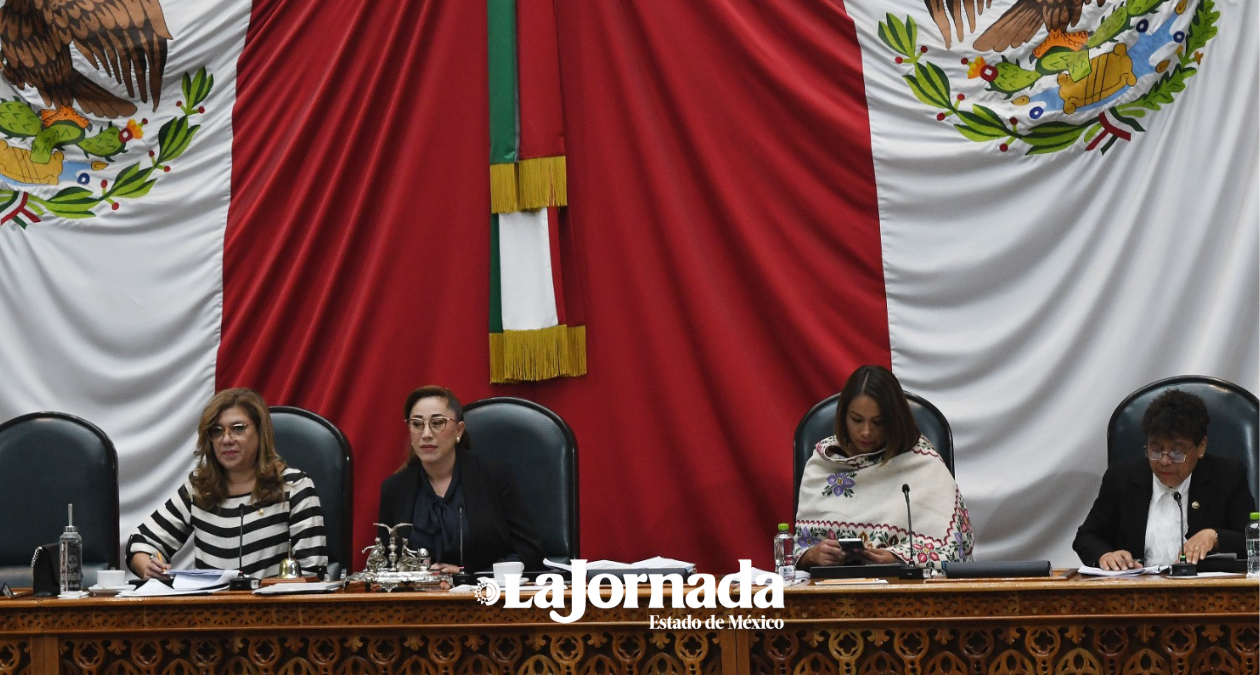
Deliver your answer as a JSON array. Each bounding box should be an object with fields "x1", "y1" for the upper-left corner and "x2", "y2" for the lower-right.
[
  {"x1": 1169, "y1": 492, "x2": 1197, "y2": 577},
  {"x1": 899, "y1": 483, "x2": 929, "y2": 579},
  {"x1": 228, "y1": 507, "x2": 256, "y2": 589},
  {"x1": 451, "y1": 505, "x2": 476, "y2": 586}
]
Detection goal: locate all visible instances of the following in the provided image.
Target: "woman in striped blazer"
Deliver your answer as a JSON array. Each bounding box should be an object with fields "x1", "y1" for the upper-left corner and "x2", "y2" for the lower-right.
[{"x1": 127, "y1": 388, "x2": 328, "y2": 579}]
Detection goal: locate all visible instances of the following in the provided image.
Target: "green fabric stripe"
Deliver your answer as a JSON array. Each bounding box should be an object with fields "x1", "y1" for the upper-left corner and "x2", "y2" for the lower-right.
[
  {"x1": 488, "y1": 0, "x2": 518, "y2": 165},
  {"x1": 489, "y1": 214, "x2": 504, "y2": 333}
]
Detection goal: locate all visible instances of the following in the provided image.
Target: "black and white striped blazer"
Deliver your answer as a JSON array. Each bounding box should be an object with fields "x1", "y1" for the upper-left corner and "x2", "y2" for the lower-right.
[{"x1": 127, "y1": 467, "x2": 328, "y2": 579}]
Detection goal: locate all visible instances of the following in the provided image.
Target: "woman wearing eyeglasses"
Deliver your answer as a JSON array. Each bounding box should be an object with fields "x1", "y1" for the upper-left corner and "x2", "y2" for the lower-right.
[
  {"x1": 126, "y1": 388, "x2": 328, "y2": 580},
  {"x1": 1074, "y1": 389, "x2": 1256, "y2": 570},
  {"x1": 376, "y1": 385, "x2": 544, "y2": 575}
]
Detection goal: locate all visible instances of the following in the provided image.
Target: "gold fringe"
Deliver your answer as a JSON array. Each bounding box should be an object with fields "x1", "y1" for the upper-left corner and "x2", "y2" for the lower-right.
[
  {"x1": 489, "y1": 324, "x2": 586, "y2": 384},
  {"x1": 516, "y1": 155, "x2": 568, "y2": 210},
  {"x1": 490, "y1": 163, "x2": 520, "y2": 213}
]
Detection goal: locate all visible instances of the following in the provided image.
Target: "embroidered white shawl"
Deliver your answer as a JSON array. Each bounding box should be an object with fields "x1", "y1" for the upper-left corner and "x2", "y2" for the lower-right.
[{"x1": 794, "y1": 435, "x2": 973, "y2": 570}]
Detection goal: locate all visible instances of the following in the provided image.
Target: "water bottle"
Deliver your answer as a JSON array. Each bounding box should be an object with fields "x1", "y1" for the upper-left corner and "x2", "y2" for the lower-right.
[
  {"x1": 59, "y1": 504, "x2": 83, "y2": 594},
  {"x1": 1247, "y1": 512, "x2": 1259, "y2": 578},
  {"x1": 774, "y1": 523, "x2": 795, "y2": 582}
]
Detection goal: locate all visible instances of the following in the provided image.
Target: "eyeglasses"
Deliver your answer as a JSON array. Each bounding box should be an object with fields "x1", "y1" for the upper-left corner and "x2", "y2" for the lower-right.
[
  {"x1": 208, "y1": 422, "x2": 252, "y2": 442},
  {"x1": 406, "y1": 416, "x2": 454, "y2": 434},
  {"x1": 1144, "y1": 442, "x2": 1196, "y2": 464}
]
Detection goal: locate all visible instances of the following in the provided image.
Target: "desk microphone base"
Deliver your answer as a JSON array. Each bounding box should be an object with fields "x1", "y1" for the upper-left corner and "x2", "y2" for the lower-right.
[{"x1": 1169, "y1": 562, "x2": 1197, "y2": 577}]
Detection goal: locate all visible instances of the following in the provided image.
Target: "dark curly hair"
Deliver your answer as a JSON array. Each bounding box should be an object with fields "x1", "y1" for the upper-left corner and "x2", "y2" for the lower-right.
[{"x1": 1141, "y1": 389, "x2": 1209, "y2": 444}]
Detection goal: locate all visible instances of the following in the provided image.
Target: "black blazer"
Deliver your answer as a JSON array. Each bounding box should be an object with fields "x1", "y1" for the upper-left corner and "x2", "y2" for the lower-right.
[
  {"x1": 1073, "y1": 455, "x2": 1256, "y2": 567},
  {"x1": 378, "y1": 452, "x2": 545, "y2": 573}
]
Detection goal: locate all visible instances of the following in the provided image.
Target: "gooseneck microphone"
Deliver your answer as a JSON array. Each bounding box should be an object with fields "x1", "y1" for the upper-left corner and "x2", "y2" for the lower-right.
[
  {"x1": 228, "y1": 507, "x2": 255, "y2": 590},
  {"x1": 1170, "y1": 492, "x2": 1196, "y2": 577},
  {"x1": 451, "y1": 505, "x2": 475, "y2": 587},
  {"x1": 899, "y1": 483, "x2": 928, "y2": 579}
]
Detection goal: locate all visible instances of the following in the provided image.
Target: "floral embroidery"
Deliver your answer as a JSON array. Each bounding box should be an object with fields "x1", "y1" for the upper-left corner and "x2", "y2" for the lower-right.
[
  {"x1": 822, "y1": 471, "x2": 856, "y2": 498},
  {"x1": 914, "y1": 540, "x2": 941, "y2": 564}
]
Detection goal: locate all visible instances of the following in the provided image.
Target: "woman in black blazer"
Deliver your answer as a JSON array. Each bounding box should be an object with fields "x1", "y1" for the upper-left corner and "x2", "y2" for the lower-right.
[
  {"x1": 1074, "y1": 389, "x2": 1255, "y2": 570},
  {"x1": 378, "y1": 386, "x2": 544, "y2": 573}
]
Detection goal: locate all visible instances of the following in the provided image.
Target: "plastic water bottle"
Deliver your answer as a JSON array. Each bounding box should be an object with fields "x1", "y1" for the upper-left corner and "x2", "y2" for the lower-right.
[
  {"x1": 1247, "y1": 512, "x2": 1260, "y2": 578},
  {"x1": 774, "y1": 523, "x2": 795, "y2": 582},
  {"x1": 59, "y1": 504, "x2": 83, "y2": 594}
]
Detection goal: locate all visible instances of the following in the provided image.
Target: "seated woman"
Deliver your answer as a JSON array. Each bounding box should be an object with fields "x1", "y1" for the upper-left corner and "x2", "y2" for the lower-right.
[
  {"x1": 378, "y1": 385, "x2": 544, "y2": 574},
  {"x1": 127, "y1": 388, "x2": 328, "y2": 579},
  {"x1": 1073, "y1": 389, "x2": 1255, "y2": 570},
  {"x1": 795, "y1": 365, "x2": 973, "y2": 571}
]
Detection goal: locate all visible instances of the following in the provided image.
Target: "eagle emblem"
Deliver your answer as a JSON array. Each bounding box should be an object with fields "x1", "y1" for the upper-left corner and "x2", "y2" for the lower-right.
[
  {"x1": 1, "y1": 0, "x2": 170, "y2": 118},
  {"x1": 881, "y1": 0, "x2": 1219, "y2": 154},
  {"x1": 0, "y1": 0, "x2": 213, "y2": 228}
]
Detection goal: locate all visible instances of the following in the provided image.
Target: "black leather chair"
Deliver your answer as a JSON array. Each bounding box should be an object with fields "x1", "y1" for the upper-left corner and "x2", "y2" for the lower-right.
[
  {"x1": 793, "y1": 392, "x2": 954, "y2": 514},
  {"x1": 270, "y1": 406, "x2": 354, "y2": 578},
  {"x1": 463, "y1": 397, "x2": 578, "y2": 564},
  {"x1": 0, "y1": 412, "x2": 120, "y2": 588},
  {"x1": 1108, "y1": 376, "x2": 1259, "y2": 501}
]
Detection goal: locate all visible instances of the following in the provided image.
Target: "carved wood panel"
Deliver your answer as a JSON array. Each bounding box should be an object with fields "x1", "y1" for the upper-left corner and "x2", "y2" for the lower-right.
[
  {"x1": 54, "y1": 631, "x2": 723, "y2": 675},
  {"x1": 748, "y1": 622, "x2": 1257, "y2": 675}
]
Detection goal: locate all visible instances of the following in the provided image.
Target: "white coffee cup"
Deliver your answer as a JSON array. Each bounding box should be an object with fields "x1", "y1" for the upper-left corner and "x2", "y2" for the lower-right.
[
  {"x1": 95, "y1": 569, "x2": 126, "y2": 588},
  {"x1": 492, "y1": 561, "x2": 525, "y2": 587}
]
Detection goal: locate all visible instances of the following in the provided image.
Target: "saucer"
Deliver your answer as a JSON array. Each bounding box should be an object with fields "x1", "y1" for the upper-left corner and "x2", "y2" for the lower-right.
[
  {"x1": 87, "y1": 585, "x2": 130, "y2": 596},
  {"x1": 58, "y1": 590, "x2": 90, "y2": 599}
]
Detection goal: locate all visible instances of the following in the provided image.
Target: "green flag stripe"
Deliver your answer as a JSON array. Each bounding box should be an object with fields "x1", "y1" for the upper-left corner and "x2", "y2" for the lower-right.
[
  {"x1": 488, "y1": 0, "x2": 518, "y2": 165},
  {"x1": 489, "y1": 214, "x2": 504, "y2": 333}
]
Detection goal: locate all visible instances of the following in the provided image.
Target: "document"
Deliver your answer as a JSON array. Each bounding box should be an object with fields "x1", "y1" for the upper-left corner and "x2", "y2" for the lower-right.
[
  {"x1": 1076, "y1": 565, "x2": 1167, "y2": 577},
  {"x1": 118, "y1": 579, "x2": 223, "y2": 597},
  {"x1": 171, "y1": 570, "x2": 238, "y2": 590},
  {"x1": 253, "y1": 581, "x2": 343, "y2": 595}
]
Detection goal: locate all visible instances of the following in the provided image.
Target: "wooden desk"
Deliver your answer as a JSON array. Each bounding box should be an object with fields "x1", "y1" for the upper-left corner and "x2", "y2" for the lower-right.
[{"x1": 0, "y1": 576, "x2": 1255, "y2": 675}]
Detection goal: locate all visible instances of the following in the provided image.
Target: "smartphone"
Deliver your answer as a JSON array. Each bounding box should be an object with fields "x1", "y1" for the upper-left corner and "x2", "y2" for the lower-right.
[{"x1": 837, "y1": 538, "x2": 864, "y2": 554}]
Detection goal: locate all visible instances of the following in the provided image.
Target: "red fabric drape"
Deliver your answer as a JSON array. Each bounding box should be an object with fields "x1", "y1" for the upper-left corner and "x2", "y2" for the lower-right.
[{"x1": 224, "y1": 0, "x2": 886, "y2": 572}]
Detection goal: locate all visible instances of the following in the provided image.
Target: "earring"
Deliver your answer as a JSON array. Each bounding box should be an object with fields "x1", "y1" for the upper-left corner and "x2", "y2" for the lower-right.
[{"x1": 456, "y1": 436, "x2": 462, "y2": 443}]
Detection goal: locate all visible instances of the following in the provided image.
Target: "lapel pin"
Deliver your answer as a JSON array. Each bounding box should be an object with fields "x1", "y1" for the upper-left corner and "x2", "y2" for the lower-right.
[{"x1": 1190, "y1": 501, "x2": 1200, "y2": 510}]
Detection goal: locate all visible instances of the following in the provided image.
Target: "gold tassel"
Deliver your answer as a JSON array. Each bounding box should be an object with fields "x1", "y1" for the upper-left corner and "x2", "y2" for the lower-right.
[
  {"x1": 490, "y1": 163, "x2": 520, "y2": 213},
  {"x1": 489, "y1": 332, "x2": 508, "y2": 383},
  {"x1": 490, "y1": 324, "x2": 587, "y2": 384},
  {"x1": 517, "y1": 156, "x2": 568, "y2": 210}
]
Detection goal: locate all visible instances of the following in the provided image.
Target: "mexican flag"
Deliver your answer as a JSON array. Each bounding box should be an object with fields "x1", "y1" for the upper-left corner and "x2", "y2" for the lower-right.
[{"x1": 0, "y1": 0, "x2": 1253, "y2": 573}]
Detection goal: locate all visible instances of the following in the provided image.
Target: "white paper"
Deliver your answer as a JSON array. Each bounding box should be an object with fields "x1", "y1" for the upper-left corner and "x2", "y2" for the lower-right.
[
  {"x1": 252, "y1": 581, "x2": 342, "y2": 595},
  {"x1": 118, "y1": 579, "x2": 220, "y2": 597},
  {"x1": 1077, "y1": 565, "x2": 1167, "y2": 577},
  {"x1": 171, "y1": 570, "x2": 238, "y2": 590}
]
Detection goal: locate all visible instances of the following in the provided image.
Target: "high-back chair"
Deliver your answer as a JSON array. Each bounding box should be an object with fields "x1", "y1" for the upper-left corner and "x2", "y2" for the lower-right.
[
  {"x1": 269, "y1": 406, "x2": 354, "y2": 577},
  {"x1": 1108, "y1": 376, "x2": 1258, "y2": 501},
  {"x1": 463, "y1": 397, "x2": 578, "y2": 564},
  {"x1": 793, "y1": 392, "x2": 954, "y2": 515},
  {"x1": 0, "y1": 412, "x2": 120, "y2": 588}
]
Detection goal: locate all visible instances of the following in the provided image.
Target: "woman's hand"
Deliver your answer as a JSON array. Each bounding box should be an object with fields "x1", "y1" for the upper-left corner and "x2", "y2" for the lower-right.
[
  {"x1": 1182, "y1": 529, "x2": 1218, "y2": 564},
  {"x1": 130, "y1": 552, "x2": 169, "y2": 580},
  {"x1": 799, "y1": 539, "x2": 854, "y2": 568},
  {"x1": 854, "y1": 543, "x2": 899, "y2": 565},
  {"x1": 1097, "y1": 549, "x2": 1142, "y2": 571},
  {"x1": 429, "y1": 562, "x2": 461, "y2": 575}
]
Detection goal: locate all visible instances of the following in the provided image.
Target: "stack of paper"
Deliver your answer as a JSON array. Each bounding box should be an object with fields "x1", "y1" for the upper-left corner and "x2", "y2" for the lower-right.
[
  {"x1": 1077, "y1": 565, "x2": 1167, "y2": 577},
  {"x1": 118, "y1": 569, "x2": 238, "y2": 597}
]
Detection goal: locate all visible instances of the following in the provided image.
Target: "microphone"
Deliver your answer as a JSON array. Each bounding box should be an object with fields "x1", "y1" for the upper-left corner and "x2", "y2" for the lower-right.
[
  {"x1": 228, "y1": 507, "x2": 256, "y2": 590},
  {"x1": 899, "y1": 483, "x2": 928, "y2": 579},
  {"x1": 451, "y1": 505, "x2": 475, "y2": 586},
  {"x1": 1170, "y1": 492, "x2": 1196, "y2": 577}
]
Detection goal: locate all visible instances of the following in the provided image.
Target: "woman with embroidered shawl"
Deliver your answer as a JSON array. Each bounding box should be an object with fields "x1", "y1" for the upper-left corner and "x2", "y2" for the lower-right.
[{"x1": 795, "y1": 366, "x2": 974, "y2": 571}]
